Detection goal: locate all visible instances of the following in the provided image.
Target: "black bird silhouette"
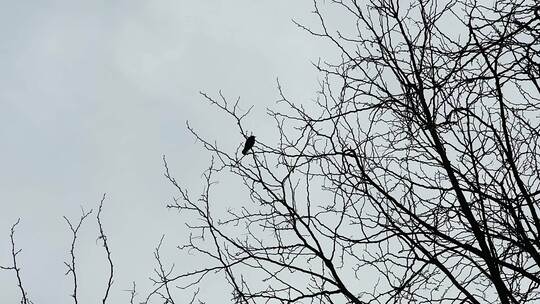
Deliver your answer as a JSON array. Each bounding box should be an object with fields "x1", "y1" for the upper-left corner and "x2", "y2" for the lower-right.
[{"x1": 242, "y1": 135, "x2": 256, "y2": 155}]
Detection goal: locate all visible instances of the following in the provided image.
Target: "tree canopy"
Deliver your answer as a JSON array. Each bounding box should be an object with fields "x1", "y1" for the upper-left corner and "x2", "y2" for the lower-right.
[{"x1": 162, "y1": 1, "x2": 540, "y2": 303}]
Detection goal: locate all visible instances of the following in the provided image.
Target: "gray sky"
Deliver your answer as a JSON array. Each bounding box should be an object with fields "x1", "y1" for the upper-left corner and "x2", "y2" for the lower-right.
[{"x1": 0, "y1": 1, "x2": 335, "y2": 302}]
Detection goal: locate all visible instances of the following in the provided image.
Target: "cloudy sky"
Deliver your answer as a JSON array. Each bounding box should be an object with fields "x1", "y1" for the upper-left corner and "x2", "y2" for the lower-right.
[{"x1": 0, "y1": 0, "x2": 336, "y2": 302}]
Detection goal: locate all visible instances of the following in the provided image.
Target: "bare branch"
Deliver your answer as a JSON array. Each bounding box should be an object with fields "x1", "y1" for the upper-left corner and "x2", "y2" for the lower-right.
[{"x1": 64, "y1": 208, "x2": 93, "y2": 304}]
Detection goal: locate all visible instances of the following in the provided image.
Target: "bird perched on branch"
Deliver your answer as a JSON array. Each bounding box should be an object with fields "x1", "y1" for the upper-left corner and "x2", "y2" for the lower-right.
[{"x1": 242, "y1": 135, "x2": 256, "y2": 155}]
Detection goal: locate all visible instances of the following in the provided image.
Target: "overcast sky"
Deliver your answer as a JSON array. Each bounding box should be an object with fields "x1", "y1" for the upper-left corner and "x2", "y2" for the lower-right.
[{"x1": 0, "y1": 1, "x2": 337, "y2": 303}]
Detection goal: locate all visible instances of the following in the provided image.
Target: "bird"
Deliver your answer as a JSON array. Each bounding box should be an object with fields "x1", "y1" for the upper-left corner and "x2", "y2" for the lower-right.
[{"x1": 242, "y1": 135, "x2": 256, "y2": 155}]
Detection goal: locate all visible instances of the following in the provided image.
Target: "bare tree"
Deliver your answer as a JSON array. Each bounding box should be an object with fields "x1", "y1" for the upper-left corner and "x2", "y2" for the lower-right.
[
  {"x1": 64, "y1": 208, "x2": 93, "y2": 304},
  {"x1": 1, "y1": 219, "x2": 32, "y2": 304},
  {"x1": 159, "y1": 0, "x2": 540, "y2": 303},
  {"x1": 2, "y1": 195, "x2": 116, "y2": 303},
  {"x1": 97, "y1": 193, "x2": 115, "y2": 304},
  {"x1": 63, "y1": 196, "x2": 116, "y2": 304},
  {"x1": 2, "y1": 1, "x2": 538, "y2": 303}
]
